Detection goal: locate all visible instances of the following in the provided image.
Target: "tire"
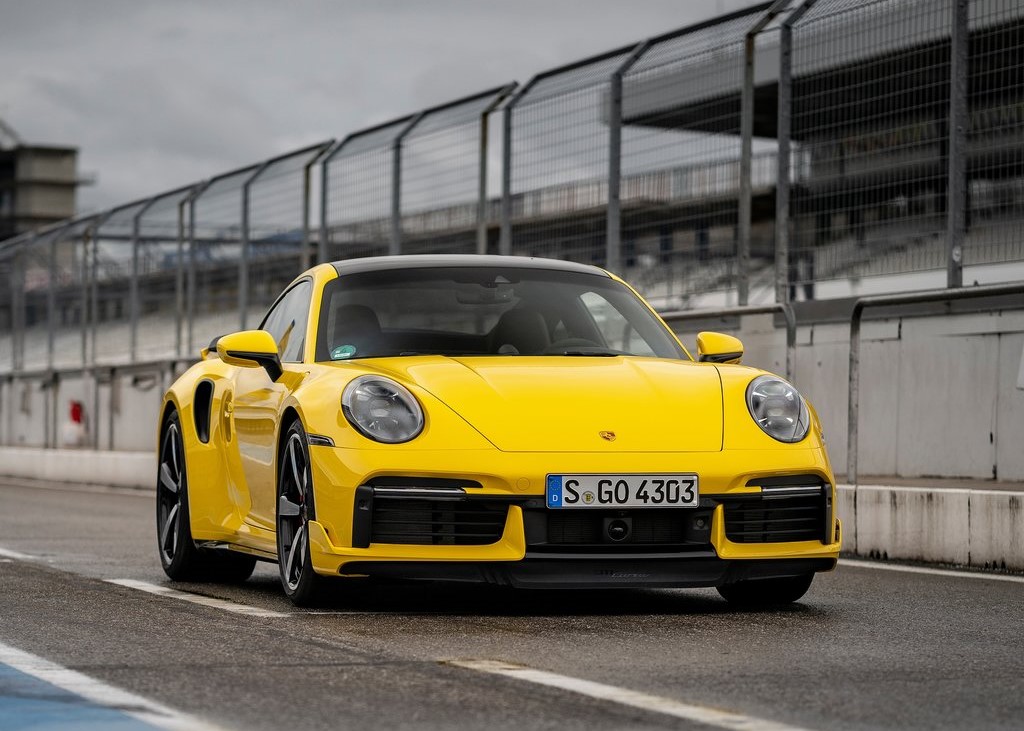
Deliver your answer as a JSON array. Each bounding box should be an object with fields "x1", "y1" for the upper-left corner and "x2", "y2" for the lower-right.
[
  {"x1": 717, "y1": 573, "x2": 815, "y2": 607},
  {"x1": 157, "y1": 410, "x2": 257, "y2": 583},
  {"x1": 276, "y1": 419, "x2": 327, "y2": 606}
]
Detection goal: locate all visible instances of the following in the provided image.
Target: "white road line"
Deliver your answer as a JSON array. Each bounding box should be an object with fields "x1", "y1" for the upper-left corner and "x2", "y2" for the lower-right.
[
  {"x1": 105, "y1": 579, "x2": 289, "y2": 618},
  {"x1": 447, "y1": 659, "x2": 818, "y2": 731},
  {"x1": 839, "y1": 558, "x2": 1024, "y2": 584},
  {"x1": 0, "y1": 547, "x2": 40, "y2": 561},
  {"x1": 0, "y1": 639, "x2": 231, "y2": 731}
]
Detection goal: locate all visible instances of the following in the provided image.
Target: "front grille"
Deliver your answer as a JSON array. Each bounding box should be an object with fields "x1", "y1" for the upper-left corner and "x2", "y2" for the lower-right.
[
  {"x1": 724, "y1": 493, "x2": 825, "y2": 543},
  {"x1": 370, "y1": 497, "x2": 509, "y2": 546},
  {"x1": 546, "y1": 511, "x2": 687, "y2": 544},
  {"x1": 523, "y1": 508, "x2": 714, "y2": 553}
]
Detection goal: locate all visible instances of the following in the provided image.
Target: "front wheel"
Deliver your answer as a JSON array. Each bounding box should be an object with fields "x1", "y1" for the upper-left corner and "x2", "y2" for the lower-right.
[
  {"x1": 717, "y1": 573, "x2": 814, "y2": 607},
  {"x1": 157, "y1": 410, "x2": 256, "y2": 583},
  {"x1": 277, "y1": 420, "x2": 327, "y2": 606}
]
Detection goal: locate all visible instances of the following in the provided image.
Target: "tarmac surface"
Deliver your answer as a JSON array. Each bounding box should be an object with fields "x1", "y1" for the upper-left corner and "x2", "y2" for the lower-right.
[{"x1": 0, "y1": 478, "x2": 1021, "y2": 731}]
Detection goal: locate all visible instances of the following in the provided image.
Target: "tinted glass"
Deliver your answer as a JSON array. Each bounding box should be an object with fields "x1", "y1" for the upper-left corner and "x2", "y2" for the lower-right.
[
  {"x1": 260, "y1": 280, "x2": 312, "y2": 362},
  {"x1": 315, "y1": 267, "x2": 685, "y2": 361}
]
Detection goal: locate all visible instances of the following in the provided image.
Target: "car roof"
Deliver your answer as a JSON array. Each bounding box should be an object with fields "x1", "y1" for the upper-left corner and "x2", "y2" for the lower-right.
[{"x1": 329, "y1": 254, "x2": 610, "y2": 278}]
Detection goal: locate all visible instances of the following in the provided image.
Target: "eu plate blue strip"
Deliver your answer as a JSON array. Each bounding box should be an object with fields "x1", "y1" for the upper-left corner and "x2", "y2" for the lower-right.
[
  {"x1": 546, "y1": 475, "x2": 563, "y2": 508},
  {"x1": 0, "y1": 663, "x2": 162, "y2": 731}
]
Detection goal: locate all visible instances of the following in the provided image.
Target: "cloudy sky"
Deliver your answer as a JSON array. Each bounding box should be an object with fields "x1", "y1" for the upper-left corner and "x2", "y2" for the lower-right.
[{"x1": 0, "y1": 0, "x2": 758, "y2": 213}]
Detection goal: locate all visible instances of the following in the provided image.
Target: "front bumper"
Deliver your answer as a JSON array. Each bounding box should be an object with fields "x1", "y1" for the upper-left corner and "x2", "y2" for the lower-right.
[{"x1": 306, "y1": 444, "x2": 842, "y2": 585}]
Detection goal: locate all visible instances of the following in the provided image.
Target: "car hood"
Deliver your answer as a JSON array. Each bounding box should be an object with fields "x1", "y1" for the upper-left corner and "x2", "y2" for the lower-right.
[{"x1": 366, "y1": 356, "x2": 723, "y2": 453}]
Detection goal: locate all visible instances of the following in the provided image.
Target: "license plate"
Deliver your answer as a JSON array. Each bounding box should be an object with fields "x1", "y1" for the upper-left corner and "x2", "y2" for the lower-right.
[{"x1": 546, "y1": 474, "x2": 699, "y2": 509}]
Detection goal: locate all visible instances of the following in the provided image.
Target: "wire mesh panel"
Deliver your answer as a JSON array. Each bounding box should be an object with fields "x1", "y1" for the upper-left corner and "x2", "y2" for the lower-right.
[
  {"x1": 0, "y1": 236, "x2": 33, "y2": 374},
  {"x1": 247, "y1": 142, "x2": 330, "y2": 321},
  {"x1": 400, "y1": 86, "x2": 513, "y2": 255},
  {"x1": 789, "y1": 0, "x2": 955, "y2": 299},
  {"x1": 621, "y1": 4, "x2": 776, "y2": 309},
  {"x1": 507, "y1": 47, "x2": 637, "y2": 267},
  {"x1": 134, "y1": 187, "x2": 193, "y2": 362},
  {"x1": 60, "y1": 219, "x2": 100, "y2": 368},
  {"x1": 966, "y1": 0, "x2": 1024, "y2": 275},
  {"x1": 324, "y1": 118, "x2": 412, "y2": 263},
  {"x1": 93, "y1": 202, "x2": 148, "y2": 366},
  {"x1": 189, "y1": 165, "x2": 256, "y2": 353}
]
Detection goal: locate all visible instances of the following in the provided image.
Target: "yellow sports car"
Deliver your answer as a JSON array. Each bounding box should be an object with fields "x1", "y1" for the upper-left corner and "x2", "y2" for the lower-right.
[{"x1": 157, "y1": 255, "x2": 840, "y2": 606}]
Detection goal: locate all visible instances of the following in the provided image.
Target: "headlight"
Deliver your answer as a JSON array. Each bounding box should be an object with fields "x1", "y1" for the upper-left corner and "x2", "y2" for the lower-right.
[
  {"x1": 745, "y1": 375, "x2": 810, "y2": 443},
  {"x1": 342, "y1": 375, "x2": 424, "y2": 443}
]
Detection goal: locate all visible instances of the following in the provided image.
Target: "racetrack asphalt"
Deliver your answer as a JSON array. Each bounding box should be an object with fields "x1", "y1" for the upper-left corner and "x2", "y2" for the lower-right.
[{"x1": 0, "y1": 478, "x2": 1021, "y2": 731}]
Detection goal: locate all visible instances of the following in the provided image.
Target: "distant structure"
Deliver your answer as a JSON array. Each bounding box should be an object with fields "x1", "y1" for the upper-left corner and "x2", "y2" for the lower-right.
[{"x1": 0, "y1": 118, "x2": 84, "y2": 240}]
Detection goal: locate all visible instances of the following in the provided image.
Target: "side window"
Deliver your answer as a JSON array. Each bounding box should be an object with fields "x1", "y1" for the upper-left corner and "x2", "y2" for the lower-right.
[
  {"x1": 579, "y1": 291, "x2": 656, "y2": 356},
  {"x1": 260, "y1": 281, "x2": 312, "y2": 362}
]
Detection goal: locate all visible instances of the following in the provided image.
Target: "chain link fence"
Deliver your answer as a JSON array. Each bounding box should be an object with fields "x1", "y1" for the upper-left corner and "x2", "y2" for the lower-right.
[{"x1": 2, "y1": 0, "x2": 1023, "y2": 386}]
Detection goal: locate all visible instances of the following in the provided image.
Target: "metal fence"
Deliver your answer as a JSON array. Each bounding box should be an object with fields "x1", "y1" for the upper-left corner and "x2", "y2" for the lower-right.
[{"x1": 2, "y1": 0, "x2": 1023, "y2": 380}]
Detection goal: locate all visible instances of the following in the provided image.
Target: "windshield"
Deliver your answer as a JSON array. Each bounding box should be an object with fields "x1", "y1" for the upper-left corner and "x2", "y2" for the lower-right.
[{"x1": 314, "y1": 266, "x2": 687, "y2": 362}]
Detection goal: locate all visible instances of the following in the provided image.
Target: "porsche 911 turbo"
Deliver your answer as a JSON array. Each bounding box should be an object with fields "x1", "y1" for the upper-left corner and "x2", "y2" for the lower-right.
[{"x1": 156, "y1": 255, "x2": 841, "y2": 606}]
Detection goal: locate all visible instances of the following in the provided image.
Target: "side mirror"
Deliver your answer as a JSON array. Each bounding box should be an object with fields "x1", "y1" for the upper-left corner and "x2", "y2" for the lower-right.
[
  {"x1": 216, "y1": 330, "x2": 283, "y2": 381},
  {"x1": 696, "y1": 331, "x2": 743, "y2": 365}
]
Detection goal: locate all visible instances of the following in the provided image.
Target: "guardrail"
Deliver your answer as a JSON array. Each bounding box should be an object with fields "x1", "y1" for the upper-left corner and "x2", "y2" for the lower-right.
[
  {"x1": 660, "y1": 303, "x2": 796, "y2": 382},
  {"x1": 846, "y1": 282, "x2": 1024, "y2": 484}
]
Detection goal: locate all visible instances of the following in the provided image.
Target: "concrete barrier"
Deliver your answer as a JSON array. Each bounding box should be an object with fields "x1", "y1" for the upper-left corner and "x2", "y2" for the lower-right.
[
  {"x1": 0, "y1": 448, "x2": 1020, "y2": 572},
  {"x1": 0, "y1": 447, "x2": 155, "y2": 490},
  {"x1": 837, "y1": 483, "x2": 1023, "y2": 571}
]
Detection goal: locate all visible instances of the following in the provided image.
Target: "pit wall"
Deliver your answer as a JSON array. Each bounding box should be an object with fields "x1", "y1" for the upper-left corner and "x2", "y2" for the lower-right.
[
  {"x1": 689, "y1": 305, "x2": 1024, "y2": 482},
  {"x1": 1, "y1": 304, "x2": 1023, "y2": 482}
]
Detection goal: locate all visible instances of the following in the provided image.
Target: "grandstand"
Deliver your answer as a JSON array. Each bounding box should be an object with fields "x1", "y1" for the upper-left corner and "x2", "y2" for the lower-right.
[{"x1": 2, "y1": 0, "x2": 1023, "y2": 372}]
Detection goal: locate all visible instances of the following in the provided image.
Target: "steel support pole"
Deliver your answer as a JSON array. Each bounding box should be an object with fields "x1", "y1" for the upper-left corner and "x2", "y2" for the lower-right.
[
  {"x1": 88, "y1": 222, "x2": 100, "y2": 369},
  {"x1": 187, "y1": 195, "x2": 198, "y2": 355},
  {"x1": 946, "y1": 0, "x2": 968, "y2": 289},
  {"x1": 776, "y1": 0, "x2": 818, "y2": 304},
  {"x1": 738, "y1": 34, "x2": 755, "y2": 306},
  {"x1": 319, "y1": 152, "x2": 331, "y2": 266},
  {"x1": 478, "y1": 84, "x2": 518, "y2": 256},
  {"x1": 79, "y1": 232, "x2": 89, "y2": 368},
  {"x1": 302, "y1": 159, "x2": 314, "y2": 270},
  {"x1": 175, "y1": 195, "x2": 188, "y2": 359},
  {"x1": 391, "y1": 113, "x2": 425, "y2": 257},
  {"x1": 740, "y1": 0, "x2": 789, "y2": 306},
  {"x1": 11, "y1": 248, "x2": 24, "y2": 373},
  {"x1": 846, "y1": 283, "x2": 1024, "y2": 484},
  {"x1": 47, "y1": 233, "x2": 58, "y2": 369},
  {"x1": 607, "y1": 42, "x2": 651, "y2": 275}
]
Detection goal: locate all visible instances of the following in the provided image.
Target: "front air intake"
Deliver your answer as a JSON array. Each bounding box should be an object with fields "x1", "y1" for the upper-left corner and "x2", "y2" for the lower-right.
[
  {"x1": 369, "y1": 496, "x2": 509, "y2": 546},
  {"x1": 723, "y1": 490, "x2": 826, "y2": 543}
]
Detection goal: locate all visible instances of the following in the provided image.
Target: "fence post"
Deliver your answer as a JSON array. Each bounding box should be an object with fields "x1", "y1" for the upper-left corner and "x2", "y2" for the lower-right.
[
  {"x1": 391, "y1": 113, "x2": 425, "y2": 257},
  {"x1": 319, "y1": 148, "x2": 331, "y2": 266},
  {"x1": 776, "y1": 1, "x2": 815, "y2": 303},
  {"x1": 946, "y1": 0, "x2": 968, "y2": 289},
  {"x1": 175, "y1": 193, "x2": 189, "y2": 359},
  {"x1": 47, "y1": 232, "x2": 58, "y2": 369},
  {"x1": 187, "y1": 192, "x2": 198, "y2": 355},
  {"x1": 607, "y1": 41, "x2": 651, "y2": 275},
  {"x1": 740, "y1": 0, "x2": 789, "y2": 306},
  {"x1": 11, "y1": 246, "x2": 25, "y2": 373}
]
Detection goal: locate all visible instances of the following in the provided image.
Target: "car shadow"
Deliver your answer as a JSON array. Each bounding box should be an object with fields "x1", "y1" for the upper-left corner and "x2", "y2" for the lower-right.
[{"x1": 226, "y1": 571, "x2": 824, "y2": 618}]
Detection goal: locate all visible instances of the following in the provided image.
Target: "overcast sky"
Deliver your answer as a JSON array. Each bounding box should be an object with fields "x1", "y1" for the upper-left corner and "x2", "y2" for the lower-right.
[{"x1": 0, "y1": 0, "x2": 759, "y2": 213}]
